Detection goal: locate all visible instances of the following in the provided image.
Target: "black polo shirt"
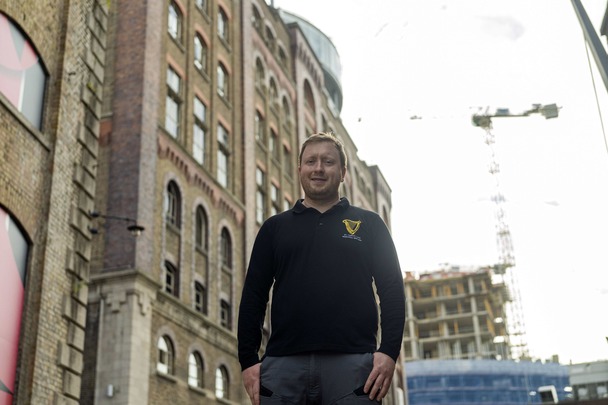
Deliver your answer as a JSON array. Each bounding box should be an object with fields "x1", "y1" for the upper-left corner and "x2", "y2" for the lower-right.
[{"x1": 238, "y1": 198, "x2": 405, "y2": 371}]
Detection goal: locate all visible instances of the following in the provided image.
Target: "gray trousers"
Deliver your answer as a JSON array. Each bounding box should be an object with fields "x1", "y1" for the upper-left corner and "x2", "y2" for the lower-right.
[{"x1": 259, "y1": 352, "x2": 379, "y2": 404}]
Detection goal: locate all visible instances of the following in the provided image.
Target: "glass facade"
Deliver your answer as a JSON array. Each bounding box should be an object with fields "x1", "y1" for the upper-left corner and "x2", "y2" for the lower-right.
[
  {"x1": 406, "y1": 359, "x2": 570, "y2": 404},
  {"x1": 278, "y1": 10, "x2": 343, "y2": 114}
]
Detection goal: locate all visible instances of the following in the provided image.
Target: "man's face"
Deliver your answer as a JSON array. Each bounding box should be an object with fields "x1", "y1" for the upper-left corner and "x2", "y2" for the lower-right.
[{"x1": 298, "y1": 141, "x2": 346, "y2": 201}]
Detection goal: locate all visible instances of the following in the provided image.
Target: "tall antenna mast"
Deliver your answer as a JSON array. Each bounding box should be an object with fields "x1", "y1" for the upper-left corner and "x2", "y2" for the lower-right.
[{"x1": 472, "y1": 104, "x2": 559, "y2": 360}]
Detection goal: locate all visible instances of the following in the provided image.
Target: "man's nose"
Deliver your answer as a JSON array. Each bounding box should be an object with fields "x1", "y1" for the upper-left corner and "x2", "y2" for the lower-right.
[{"x1": 312, "y1": 161, "x2": 325, "y2": 171}]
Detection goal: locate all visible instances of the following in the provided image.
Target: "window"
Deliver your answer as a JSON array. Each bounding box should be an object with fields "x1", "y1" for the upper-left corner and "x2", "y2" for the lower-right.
[
  {"x1": 188, "y1": 352, "x2": 204, "y2": 388},
  {"x1": 304, "y1": 80, "x2": 315, "y2": 113},
  {"x1": 164, "y1": 181, "x2": 181, "y2": 227},
  {"x1": 283, "y1": 198, "x2": 291, "y2": 212},
  {"x1": 265, "y1": 26, "x2": 276, "y2": 51},
  {"x1": 215, "y1": 366, "x2": 229, "y2": 399},
  {"x1": 254, "y1": 111, "x2": 265, "y2": 144},
  {"x1": 193, "y1": 97, "x2": 206, "y2": 165},
  {"x1": 195, "y1": 206, "x2": 208, "y2": 250},
  {"x1": 269, "y1": 79, "x2": 278, "y2": 107},
  {"x1": 255, "y1": 59, "x2": 265, "y2": 88},
  {"x1": 0, "y1": 13, "x2": 47, "y2": 129},
  {"x1": 220, "y1": 299, "x2": 231, "y2": 329},
  {"x1": 282, "y1": 97, "x2": 291, "y2": 120},
  {"x1": 270, "y1": 129, "x2": 280, "y2": 161},
  {"x1": 252, "y1": 6, "x2": 262, "y2": 33},
  {"x1": 166, "y1": 66, "x2": 181, "y2": 138},
  {"x1": 194, "y1": 282, "x2": 207, "y2": 314},
  {"x1": 220, "y1": 228, "x2": 232, "y2": 269},
  {"x1": 194, "y1": 35, "x2": 207, "y2": 72},
  {"x1": 195, "y1": 0, "x2": 207, "y2": 13},
  {"x1": 278, "y1": 46, "x2": 287, "y2": 68},
  {"x1": 168, "y1": 2, "x2": 182, "y2": 41},
  {"x1": 271, "y1": 184, "x2": 280, "y2": 216},
  {"x1": 217, "y1": 63, "x2": 229, "y2": 99},
  {"x1": 282, "y1": 145, "x2": 293, "y2": 176},
  {"x1": 165, "y1": 261, "x2": 179, "y2": 297},
  {"x1": 256, "y1": 168, "x2": 266, "y2": 224},
  {"x1": 217, "y1": 124, "x2": 230, "y2": 187},
  {"x1": 157, "y1": 336, "x2": 175, "y2": 374},
  {"x1": 217, "y1": 8, "x2": 228, "y2": 42}
]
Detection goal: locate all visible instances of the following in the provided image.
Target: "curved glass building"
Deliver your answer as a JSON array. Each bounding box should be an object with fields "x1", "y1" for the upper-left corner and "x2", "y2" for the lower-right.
[
  {"x1": 278, "y1": 9, "x2": 343, "y2": 115},
  {"x1": 406, "y1": 359, "x2": 571, "y2": 404}
]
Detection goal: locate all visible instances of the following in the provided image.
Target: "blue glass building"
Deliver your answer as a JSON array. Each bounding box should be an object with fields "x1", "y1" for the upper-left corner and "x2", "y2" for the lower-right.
[{"x1": 406, "y1": 359, "x2": 570, "y2": 404}]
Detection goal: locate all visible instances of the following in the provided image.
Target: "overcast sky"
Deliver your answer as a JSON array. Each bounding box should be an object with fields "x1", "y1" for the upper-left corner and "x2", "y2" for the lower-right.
[{"x1": 272, "y1": 0, "x2": 608, "y2": 365}]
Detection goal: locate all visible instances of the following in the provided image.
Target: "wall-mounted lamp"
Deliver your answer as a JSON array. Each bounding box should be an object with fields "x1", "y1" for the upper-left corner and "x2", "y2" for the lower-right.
[{"x1": 88, "y1": 210, "x2": 145, "y2": 237}]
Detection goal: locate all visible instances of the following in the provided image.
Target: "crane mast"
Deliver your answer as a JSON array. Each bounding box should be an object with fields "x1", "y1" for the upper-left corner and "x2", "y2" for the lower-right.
[{"x1": 472, "y1": 104, "x2": 559, "y2": 360}]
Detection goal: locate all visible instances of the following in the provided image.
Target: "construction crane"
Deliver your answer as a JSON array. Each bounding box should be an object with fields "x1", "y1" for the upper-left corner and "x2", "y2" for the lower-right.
[{"x1": 472, "y1": 103, "x2": 559, "y2": 361}]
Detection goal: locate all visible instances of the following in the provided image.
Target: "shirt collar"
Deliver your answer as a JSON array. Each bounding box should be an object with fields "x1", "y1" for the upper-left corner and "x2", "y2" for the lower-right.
[{"x1": 293, "y1": 197, "x2": 350, "y2": 214}]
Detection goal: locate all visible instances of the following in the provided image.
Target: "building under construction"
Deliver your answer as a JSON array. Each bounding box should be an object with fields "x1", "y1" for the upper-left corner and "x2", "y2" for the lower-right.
[{"x1": 403, "y1": 265, "x2": 511, "y2": 361}]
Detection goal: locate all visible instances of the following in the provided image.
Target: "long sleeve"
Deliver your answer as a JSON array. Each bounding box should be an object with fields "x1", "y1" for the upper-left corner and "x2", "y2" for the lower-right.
[
  {"x1": 371, "y1": 216, "x2": 406, "y2": 362},
  {"x1": 237, "y1": 222, "x2": 276, "y2": 370}
]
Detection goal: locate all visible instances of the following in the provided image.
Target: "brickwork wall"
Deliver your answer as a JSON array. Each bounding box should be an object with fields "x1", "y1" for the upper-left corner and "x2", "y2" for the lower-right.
[
  {"x1": 150, "y1": 293, "x2": 243, "y2": 404},
  {"x1": 0, "y1": 0, "x2": 107, "y2": 403}
]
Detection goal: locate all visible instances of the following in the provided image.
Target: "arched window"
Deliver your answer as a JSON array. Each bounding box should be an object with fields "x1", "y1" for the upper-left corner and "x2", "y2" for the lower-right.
[
  {"x1": 304, "y1": 80, "x2": 315, "y2": 113},
  {"x1": 215, "y1": 366, "x2": 229, "y2": 399},
  {"x1": 252, "y1": 6, "x2": 262, "y2": 33},
  {"x1": 220, "y1": 228, "x2": 232, "y2": 269},
  {"x1": 0, "y1": 13, "x2": 48, "y2": 129},
  {"x1": 265, "y1": 25, "x2": 275, "y2": 51},
  {"x1": 195, "y1": 206, "x2": 208, "y2": 250},
  {"x1": 164, "y1": 261, "x2": 179, "y2": 297},
  {"x1": 194, "y1": 281, "x2": 207, "y2": 314},
  {"x1": 217, "y1": 8, "x2": 228, "y2": 42},
  {"x1": 157, "y1": 335, "x2": 175, "y2": 374},
  {"x1": 168, "y1": 2, "x2": 182, "y2": 41},
  {"x1": 188, "y1": 352, "x2": 204, "y2": 388},
  {"x1": 194, "y1": 34, "x2": 207, "y2": 72},
  {"x1": 217, "y1": 63, "x2": 229, "y2": 99},
  {"x1": 164, "y1": 181, "x2": 181, "y2": 227}
]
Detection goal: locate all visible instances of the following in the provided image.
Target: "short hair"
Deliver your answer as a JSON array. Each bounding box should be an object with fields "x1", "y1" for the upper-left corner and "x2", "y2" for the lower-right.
[{"x1": 298, "y1": 132, "x2": 348, "y2": 169}]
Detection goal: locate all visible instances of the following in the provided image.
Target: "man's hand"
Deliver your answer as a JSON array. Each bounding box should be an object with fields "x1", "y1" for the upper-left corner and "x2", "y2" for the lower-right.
[
  {"x1": 242, "y1": 363, "x2": 261, "y2": 405},
  {"x1": 363, "y1": 352, "x2": 396, "y2": 401}
]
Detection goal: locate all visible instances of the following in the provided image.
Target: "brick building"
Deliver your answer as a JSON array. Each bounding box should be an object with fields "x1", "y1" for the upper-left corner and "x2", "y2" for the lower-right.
[
  {"x1": 0, "y1": 1, "x2": 402, "y2": 404},
  {"x1": 0, "y1": 0, "x2": 107, "y2": 404}
]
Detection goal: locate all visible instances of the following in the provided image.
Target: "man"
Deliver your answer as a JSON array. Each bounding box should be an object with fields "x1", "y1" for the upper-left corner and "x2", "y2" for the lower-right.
[{"x1": 238, "y1": 133, "x2": 405, "y2": 404}]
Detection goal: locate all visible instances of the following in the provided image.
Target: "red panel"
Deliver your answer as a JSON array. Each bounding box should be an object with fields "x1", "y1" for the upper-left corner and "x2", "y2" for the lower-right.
[{"x1": 0, "y1": 210, "x2": 24, "y2": 404}]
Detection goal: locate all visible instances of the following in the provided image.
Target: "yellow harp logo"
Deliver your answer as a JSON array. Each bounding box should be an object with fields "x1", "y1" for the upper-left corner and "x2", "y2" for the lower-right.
[{"x1": 342, "y1": 219, "x2": 361, "y2": 235}]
